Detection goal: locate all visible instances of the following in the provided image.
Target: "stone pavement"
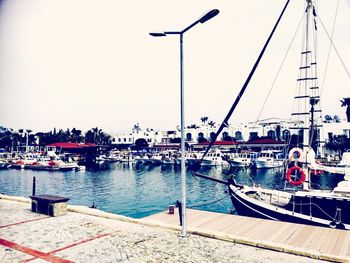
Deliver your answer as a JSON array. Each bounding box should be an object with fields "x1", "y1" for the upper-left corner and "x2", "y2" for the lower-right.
[{"x1": 0, "y1": 196, "x2": 330, "y2": 263}]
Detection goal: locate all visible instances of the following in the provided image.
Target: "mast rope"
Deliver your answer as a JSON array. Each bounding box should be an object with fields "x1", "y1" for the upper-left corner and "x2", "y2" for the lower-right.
[
  {"x1": 187, "y1": 195, "x2": 228, "y2": 209},
  {"x1": 295, "y1": 202, "x2": 338, "y2": 221},
  {"x1": 200, "y1": 0, "x2": 291, "y2": 161},
  {"x1": 256, "y1": 13, "x2": 305, "y2": 122},
  {"x1": 318, "y1": 15, "x2": 350, "y2": 79},
  {"x1": 320, "y1": 0, "x2": 340, "y2": 97}
]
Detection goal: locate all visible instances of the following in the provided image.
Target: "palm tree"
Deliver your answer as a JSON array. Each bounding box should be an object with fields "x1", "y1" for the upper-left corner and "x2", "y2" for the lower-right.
[
  {"x1": 200, "y1": 116, "x2": 208, "y2": 126},
  {"x1": 208, "y1": 121, "x2": 216, "y2": 128},
  {"x1": 325, "y1": 135, "x2": 350, "y2": 154},
  {"x1": 340, "y1": 97, "x2": 350, "y2": 122},
  {"x1": 85, "y1": 130, "x2": 95, "y2": 143},
  {"x1": 71, "y1": 128, "x2": 83, "y2": 143},
  {"x1": 85, "y1": 127, "x2": 111, "y2": 145},
  {"x1": 132, "y1": 123, "x2": 141, "y2": 133},
  {"x1": 25, "y1": 129, "x2": 32, "y2": 151}
]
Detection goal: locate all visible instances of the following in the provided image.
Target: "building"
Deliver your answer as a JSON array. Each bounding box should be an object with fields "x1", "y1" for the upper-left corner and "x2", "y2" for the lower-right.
[
  {"x1": 111, "y1": 127, "x2": 180, "y2": 148},
  {"x1": 184, "y1": 118, "x2": 301, "y2": 143},
  {"x1": 111, "y1": 117, "x2": 349, "y2": 156}
]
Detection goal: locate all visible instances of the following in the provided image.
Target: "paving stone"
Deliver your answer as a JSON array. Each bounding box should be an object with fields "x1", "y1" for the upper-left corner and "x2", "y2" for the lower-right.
[{"x1": 0, "y1": 198, "x2": 327, "y2": 263}]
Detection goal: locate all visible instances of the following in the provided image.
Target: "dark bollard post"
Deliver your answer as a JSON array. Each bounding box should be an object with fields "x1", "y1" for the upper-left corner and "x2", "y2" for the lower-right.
[
  {"x1": 32, "y1": 176, "x2": 36, "y2": 196},
  {"x1": 176, "y1": 200, "x2": 182, "y2": 226}
]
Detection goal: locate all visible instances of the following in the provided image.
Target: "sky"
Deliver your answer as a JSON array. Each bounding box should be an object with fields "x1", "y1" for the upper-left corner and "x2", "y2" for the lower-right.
[{"x1": 0, "y1": 0, "x2": 349, "y2": 134}]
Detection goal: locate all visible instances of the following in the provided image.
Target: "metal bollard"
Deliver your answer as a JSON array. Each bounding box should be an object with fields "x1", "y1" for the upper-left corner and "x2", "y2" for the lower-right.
[
  {"x1": 32, "y1": 176, "x2": 36, "y2": 196},
  {"x1": 176, "y1": 200, "x2": 182, "y2": 226},
  {"x1": 168, "y1": 205, "x2": 175, "y2": 214}
]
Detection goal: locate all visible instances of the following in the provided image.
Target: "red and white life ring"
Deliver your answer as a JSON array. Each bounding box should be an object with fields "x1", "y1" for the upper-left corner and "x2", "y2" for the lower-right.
[
  {"x1": 286, "y1": 166, "x2": 306, "y2": 186},
  {"x1": 288, "y1": 148, "x2": 303, "y2": 162}
]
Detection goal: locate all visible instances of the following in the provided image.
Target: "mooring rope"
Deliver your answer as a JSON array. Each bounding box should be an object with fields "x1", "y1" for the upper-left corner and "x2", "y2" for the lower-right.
[{"x1": 188, "y1": 195, "x2": 228, "y2": 209}]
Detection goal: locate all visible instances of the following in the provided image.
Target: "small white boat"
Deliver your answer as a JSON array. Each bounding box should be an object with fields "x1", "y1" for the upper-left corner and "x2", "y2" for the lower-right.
[
  {"x1": 254, "y1": 150, "x2": 284, "y2": 169},
  {"x1": 119, "y1": 153, "x2": 135, "y2": 163},
  {"x1": 186, "y1": 152, "x2": 203, "y2": 166},
  {"x1": 201, "y1": 150, "x2": 226, "y2": 166},
  {"x1": 149, "y1": 152, "x2": 163, "y2": 165},
  {"x1": 0, "y1": 159, "x2": 10, "y2": 169},
  {"x1": 137, "y1": 154, "x2": 152, "y2": 164},
  {"x1": 96, "y1": 154, "x2": 107, "y2": 162},
  {"x1": 227, "y1": 152, "x2": 257, "y2": 168},
  {"x1": 0, "y1": 153, "x2": 11, "y2": 169},
  {"x1": 161, "y1": 151, "x2": 177, "y2": 165},
  {"x1": 311, "y1": 151, "x2": 350, "y2": 175},
  {"x1": 105, "y1": 152, "x2": 121, "y2": 162}
]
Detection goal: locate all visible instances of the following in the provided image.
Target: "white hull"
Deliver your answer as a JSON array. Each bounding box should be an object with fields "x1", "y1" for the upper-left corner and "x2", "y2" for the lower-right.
[
  {"x1": 255, "y1": 159, "x2": 283, "y2": 169},
  {"x1": 162, "y1": 159, "x2": 175, "y2": 165},
  {"x1": 228, "y1": 159, "x2": 252, "y2": 168},
  {"x1": 201, "y1": 159, "x2": 224, "y2": 166}
]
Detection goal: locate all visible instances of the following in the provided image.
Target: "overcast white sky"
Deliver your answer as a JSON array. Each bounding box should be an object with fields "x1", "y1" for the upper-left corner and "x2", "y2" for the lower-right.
[{"x1": 0, "y1": 0, "x2": 349, "y2": 134}]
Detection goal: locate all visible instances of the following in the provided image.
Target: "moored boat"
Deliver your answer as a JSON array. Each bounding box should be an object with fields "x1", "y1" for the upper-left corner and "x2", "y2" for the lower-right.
[
  {"x1": 195, "y1": 0, "x2": 350, "y2": 230},
  {"x1": 186, "y1": 151, "x2": 203, "y2": 167},
  {"x1": 254, "y1": 150, "x2": 284, "y2": 169},
  {"x1": 201, "y1": 149, "x2": 226, "y2": 166},
  {"x1": 227, "y1": 152, "x2": 257, "y2": 168}
]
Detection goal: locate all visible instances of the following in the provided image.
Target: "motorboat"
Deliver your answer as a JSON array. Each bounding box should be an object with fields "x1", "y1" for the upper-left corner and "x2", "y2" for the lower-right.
[
  {"x1": 201, "y1": 149, "x2": 226, "y2": 166},
  {"x1": 161, "y1": 151, "x2": 177, "y2": 165},
  {"x1": 149, "y1": 152, "x2": 163, "y2": 165},
  {"x1": 186, "y1": 151, "x2": 203, "y2": 167},
  {"x1": 254, "y1": 150, "x2": 284, "y2": 169},
  {"x1": 227, "y1": 152, "x2": 257, "y2": 168}
]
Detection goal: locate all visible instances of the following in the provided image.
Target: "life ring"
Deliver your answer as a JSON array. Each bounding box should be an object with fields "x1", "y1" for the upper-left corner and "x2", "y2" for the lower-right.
[
  {"x1": 288, "y1": 148, "x2": 303, "y2": 162},
  {"x1": 286, "y1": 166, "x2": 306, "y2": 186}
]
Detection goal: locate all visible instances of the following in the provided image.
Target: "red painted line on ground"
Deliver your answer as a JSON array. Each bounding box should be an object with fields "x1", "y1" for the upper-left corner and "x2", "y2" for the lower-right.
[
  {"x1": 0, "y1": 216, "x2": 50, "y2": 229},
  {"x1": 0, "y1": 238, "x2": 74, "y2": 263},
  {"x1": 21, "y1": 231, "x2": 117, "y2": 262},
  {"x1": 49, "y1": 231, "x2": 117, "y2": 254}
]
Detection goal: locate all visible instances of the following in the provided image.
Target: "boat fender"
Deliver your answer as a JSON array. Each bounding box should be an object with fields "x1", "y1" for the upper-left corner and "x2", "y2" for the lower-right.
[{"x1": 286, "y1": 166, "x2": 306, "y2": 186}]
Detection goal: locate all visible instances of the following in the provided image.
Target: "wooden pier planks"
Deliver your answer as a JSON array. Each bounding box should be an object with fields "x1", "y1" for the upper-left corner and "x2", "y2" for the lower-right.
[{"x1": 142, "y1": 208, "x2": 350, "y2": 261}]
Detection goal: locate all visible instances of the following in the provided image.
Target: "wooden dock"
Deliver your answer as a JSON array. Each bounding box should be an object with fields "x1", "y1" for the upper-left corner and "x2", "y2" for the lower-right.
[{"x1": 142, "y1": 208, "x2": 350, "y2": 262}]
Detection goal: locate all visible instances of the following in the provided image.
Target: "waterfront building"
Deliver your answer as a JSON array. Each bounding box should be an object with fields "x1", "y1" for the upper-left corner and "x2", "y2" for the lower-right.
[
  {"x1": 184, "y1": 117, "x2": 301, "y2": 143},
  {"x1": 111, "y1": 117, "x2": 349, "y2": 156},
  {"x1": 111, "y1": 127, "x2": 180, "y2": 149}
]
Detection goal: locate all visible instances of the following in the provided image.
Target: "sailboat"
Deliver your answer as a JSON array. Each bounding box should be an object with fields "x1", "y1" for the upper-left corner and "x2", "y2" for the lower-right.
[{"x1": 196, "y1": 0, "x2": 350, "y2": 229}]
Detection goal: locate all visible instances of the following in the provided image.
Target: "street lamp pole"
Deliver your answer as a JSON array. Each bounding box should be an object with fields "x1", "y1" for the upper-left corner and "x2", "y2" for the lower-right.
[{"x1": 150, "y1": 9, "x2": 219, "y2": 237}]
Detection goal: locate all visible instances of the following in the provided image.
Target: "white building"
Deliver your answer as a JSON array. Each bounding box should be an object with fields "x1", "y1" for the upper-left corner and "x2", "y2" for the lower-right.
[
  {"x1": 183, "y1": 118, "x2": 302, "y2": 143},
  {"x1": 112, "y1": 118, "x2": 350, "y2": 155},
  {"x1": 111, "y1": 126, "x2": 180, "y2": 148}
]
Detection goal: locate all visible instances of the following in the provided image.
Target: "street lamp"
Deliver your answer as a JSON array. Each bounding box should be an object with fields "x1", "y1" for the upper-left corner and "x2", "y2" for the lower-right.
[{"x1": 150, "y1": 9, "x2": 219, "y2": 237}]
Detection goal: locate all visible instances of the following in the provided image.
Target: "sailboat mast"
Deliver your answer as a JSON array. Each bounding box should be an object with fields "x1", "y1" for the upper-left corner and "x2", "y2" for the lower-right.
[
  {"x1": 303, "y1": 0, "x2": 313, "y2": 147},
  {"x1": 293, "y1": 0, "x2": 322, "y2": 152}
]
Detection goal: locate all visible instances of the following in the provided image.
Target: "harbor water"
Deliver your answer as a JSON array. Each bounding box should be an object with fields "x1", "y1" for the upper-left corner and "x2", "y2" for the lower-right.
[{"x1": 0, "y1": 163, "x2": 344, "y2": 218}]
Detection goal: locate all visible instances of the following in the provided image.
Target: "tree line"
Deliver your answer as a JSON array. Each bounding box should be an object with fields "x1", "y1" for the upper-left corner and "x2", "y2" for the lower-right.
[{"x1": 0, "y1": 126, "x2": 112, "y2": 151}]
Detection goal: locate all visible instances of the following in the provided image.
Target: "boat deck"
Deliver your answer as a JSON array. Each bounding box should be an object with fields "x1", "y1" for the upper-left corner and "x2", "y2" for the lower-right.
[{"x1": 142, "y1": 208, "x2": 350, "y2": 262}]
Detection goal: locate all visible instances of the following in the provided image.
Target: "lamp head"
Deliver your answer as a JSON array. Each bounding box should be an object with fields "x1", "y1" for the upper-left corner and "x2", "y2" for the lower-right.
[
  {"x1": 149, "y1": 32, "x2": 167, "y2": 37},
  {"x1": 198, "y1": 9, "x2": 220, "y2": 24}
]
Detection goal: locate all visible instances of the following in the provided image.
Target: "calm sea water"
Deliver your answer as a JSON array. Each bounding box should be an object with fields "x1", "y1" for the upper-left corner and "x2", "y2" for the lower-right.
[{"x1": 0, "y1": 163, "x2": 344, "y2": 218}]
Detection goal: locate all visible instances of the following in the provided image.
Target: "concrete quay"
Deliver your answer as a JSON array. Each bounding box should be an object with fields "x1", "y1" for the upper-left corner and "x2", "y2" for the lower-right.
[{"x1": 0, "y1": 195, "x2": 334, "y2": 263}]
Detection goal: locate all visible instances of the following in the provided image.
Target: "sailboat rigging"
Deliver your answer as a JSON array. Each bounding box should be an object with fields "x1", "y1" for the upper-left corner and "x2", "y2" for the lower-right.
[{"x1": 195, "y1": 0, "x2": 350, "y2": 230}]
